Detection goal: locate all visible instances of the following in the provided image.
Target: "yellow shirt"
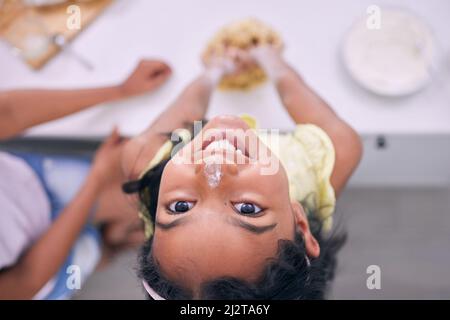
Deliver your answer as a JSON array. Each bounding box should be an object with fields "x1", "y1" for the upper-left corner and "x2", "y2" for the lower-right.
[
  {"x1": 138, "y1": 116, "x2": 336, "y2": 237},
  {"x1": 255, "y1": 122, "x2": 336, "y2": 232}
]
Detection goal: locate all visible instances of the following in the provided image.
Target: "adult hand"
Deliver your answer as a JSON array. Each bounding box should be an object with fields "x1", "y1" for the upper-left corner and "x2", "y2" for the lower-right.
[
  {"x1": 91, "y1": 127, "x2": 127, "y2": 190},
  {"x1": 120, "y1": 59, "x2": 172, "y2": 97}
]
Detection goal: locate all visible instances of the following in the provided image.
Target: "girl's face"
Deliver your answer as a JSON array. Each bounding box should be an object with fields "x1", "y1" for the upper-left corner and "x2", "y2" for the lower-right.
[{"x1": 152, "y1": 116, "x2": 319, "y2": 293}]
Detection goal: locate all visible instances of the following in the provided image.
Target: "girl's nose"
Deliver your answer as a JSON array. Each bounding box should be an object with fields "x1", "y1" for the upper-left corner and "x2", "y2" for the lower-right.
[{"x1": 195, "y1": 160, "x2": 238, "y2": 188}]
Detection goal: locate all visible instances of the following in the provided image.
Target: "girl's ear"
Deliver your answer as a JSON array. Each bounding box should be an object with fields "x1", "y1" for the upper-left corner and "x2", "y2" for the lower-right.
[{"x1": 291, "y1": 201, "x2": 320, "y2": 258}]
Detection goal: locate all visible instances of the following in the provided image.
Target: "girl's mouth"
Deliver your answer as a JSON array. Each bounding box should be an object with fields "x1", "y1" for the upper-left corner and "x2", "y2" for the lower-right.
[{"x1": 201, "y1": 130, "x2": 250, "y2": 158}]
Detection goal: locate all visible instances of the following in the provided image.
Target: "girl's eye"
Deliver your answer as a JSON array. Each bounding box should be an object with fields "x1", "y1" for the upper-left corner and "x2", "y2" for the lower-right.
[
  {"x1": 168, "y1": 201, "x2": 194, "y2": 213},
  {"x1": 233, "y1": 203, "x2": 263, "y2": 215}
]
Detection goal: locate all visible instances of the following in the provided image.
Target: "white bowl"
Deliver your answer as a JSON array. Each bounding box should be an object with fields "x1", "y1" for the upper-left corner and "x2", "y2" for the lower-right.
[
  {"x1": 23, "y1": 0, "x2": 68, "y2": 7},
  {"x1": 342, "y1": 9, "x2": 436, "y2": 96}
]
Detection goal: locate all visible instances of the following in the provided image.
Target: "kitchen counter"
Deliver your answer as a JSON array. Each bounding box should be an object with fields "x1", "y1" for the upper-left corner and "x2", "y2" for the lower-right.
[{"x1": 0, "y1": 0, "x2": 449, "y2": 138}]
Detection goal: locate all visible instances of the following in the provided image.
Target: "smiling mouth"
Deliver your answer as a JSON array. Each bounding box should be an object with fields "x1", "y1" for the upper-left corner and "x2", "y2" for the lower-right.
[{"x1": 201, "y1": 131, "x2": 250, "y2": 158}]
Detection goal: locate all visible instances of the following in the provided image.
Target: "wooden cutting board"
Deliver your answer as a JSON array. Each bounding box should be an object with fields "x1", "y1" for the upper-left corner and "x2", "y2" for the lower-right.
[{"x1": 0, "y1": 0, "x2": 112, "y2": 69}]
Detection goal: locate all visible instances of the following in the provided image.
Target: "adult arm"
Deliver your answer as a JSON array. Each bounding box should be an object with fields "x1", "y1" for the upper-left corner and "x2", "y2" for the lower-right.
[
  {"x1": 0, "y1": 130, "x2": 124, "y2": 299},
  {"x1": 0, "y1": 60, "x2": 171, "y2": 140}
]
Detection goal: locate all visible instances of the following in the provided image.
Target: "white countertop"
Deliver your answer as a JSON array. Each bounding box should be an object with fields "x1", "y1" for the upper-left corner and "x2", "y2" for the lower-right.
[{"x1": 0, "y1": 0, "x2": 449, "y2": 138}]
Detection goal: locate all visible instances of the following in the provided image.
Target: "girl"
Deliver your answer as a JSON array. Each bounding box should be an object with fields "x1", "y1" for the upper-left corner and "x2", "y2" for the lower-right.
[
  {"x1": 0, "y1": 59, "x2": 171, "y2": 299},
  {"x1": 122, "y1": 46, "x2": 363, "y2": 299}
]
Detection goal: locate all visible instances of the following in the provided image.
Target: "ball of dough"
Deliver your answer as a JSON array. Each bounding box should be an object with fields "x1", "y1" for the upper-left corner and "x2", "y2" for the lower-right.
[{"x1": 202, "y1": 18, "x2": 283, "y2": 90}]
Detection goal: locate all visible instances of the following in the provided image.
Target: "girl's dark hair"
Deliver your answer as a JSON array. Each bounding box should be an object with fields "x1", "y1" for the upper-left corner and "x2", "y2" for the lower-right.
[
  {"x1": 132, "y1": 159, "x2": 346, "y2": 300},
  {"x1": 123, "y1": 124, "x2": 346, "y2": 299}
]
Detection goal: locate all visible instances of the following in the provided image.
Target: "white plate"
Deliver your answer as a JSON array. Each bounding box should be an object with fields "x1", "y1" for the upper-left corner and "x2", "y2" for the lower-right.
[{"x1": 342, "y1": 9, "x2": 436, "y2": 96}]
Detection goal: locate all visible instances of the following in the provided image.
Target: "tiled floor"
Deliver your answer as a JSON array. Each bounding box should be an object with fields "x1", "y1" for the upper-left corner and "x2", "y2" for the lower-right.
[
  {"x1": 330, "y1": 187, "x2": 450, "y2": 299},
  {"x1": 74, "y1": 249, "x2": 144, "y2": 300},
  {"x1": 75, "y1": 187, "x2": 450, "y2": 300}
]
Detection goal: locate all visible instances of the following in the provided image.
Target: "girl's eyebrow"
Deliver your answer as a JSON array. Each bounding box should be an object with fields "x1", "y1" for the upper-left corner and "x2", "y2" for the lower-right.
[
  {"x1": 155, "y1": 216, "x2": 191, "y2": 230},
  {"x1": 156, "y1": 215, "x2": 277, "y2": 235},
  {"x1": 230, "y1": 217, "x2": 277, "y2": 234}
]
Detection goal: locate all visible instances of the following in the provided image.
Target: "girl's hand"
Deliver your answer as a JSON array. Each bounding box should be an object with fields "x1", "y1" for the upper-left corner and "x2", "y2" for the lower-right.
[
  {"x1": 91, "y1": 127, "x2": 127, "y2": 190},
  {"x1": 120, "y1": 59, "x2": 172, "y2": 97},
  {"x1": 249, "y1": 45, "x2": 288, "y2": 80},
  {"x1": 203, "y1": 51, "x2": 235, "y2": 74},
  {"x1": 203, "y1": 45, "x2": 288, "y2": 83},
  {"x1": 202, "y1": 50, "x2": 236, "y2": 85},
  {"x1": 249, "y1": 45, "x2": 281, "y2": 64},
  {"x1": 202, "y1": 47, "x2": 261, "y2": 85}
]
